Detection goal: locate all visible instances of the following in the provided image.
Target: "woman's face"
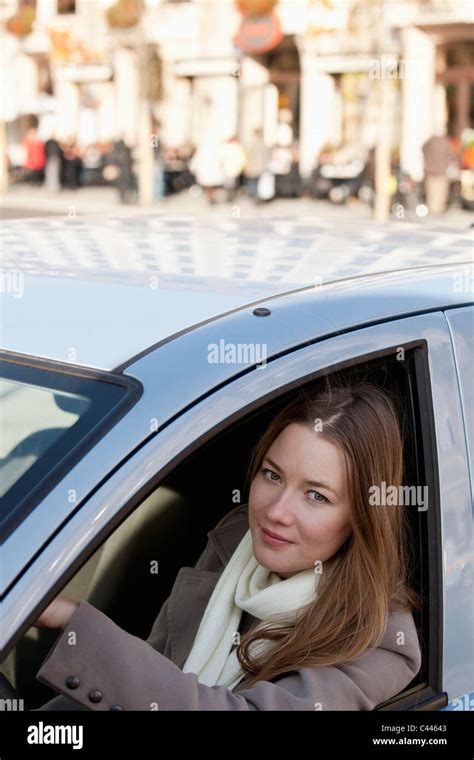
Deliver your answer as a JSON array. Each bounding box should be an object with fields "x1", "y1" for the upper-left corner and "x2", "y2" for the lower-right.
[{"x1": 248, "y1": 423, "x2": 353, "y2": 578}]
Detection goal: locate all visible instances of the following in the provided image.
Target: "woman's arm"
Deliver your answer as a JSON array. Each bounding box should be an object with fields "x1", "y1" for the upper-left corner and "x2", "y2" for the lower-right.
[{"x1": 33, "y1": 601, "x2": 421, "y2": 711}]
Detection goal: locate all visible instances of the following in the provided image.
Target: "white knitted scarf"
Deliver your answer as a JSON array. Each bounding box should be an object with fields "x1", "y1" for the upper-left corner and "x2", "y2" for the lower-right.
[{"x1": 182, "y1": 528, "x2": 328, "y2": 691}]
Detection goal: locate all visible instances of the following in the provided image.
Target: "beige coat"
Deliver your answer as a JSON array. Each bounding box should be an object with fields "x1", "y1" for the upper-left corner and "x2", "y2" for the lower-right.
[{"x1": 35, "y1": 504, "x2": 421, "y2": 711}]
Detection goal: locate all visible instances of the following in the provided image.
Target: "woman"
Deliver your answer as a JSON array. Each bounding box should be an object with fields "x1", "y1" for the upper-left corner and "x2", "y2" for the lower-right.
[
  {"x1": 189, "y1": 140, "x2": 225, "y2": 205},
  {"x1": 33, "y1": 381, "x2": 422, "y2": 711}
]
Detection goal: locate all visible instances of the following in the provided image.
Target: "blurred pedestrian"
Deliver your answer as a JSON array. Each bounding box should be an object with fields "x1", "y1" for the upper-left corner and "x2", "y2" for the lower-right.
[
  {"x1": 152, "y1": 134, "x2": 166, "y2": 200},
  {"x1": 422, "y1": 128, "x2": 459, "y2": 215},
  {"x1": 21, "y1": 127, "x2": 45, "y2": 185},
  {"x1": 61, "y1": 139, "x2": 82, "y2": 190},
  {"x1": 219, "y1": 136, "x2": 246, "y2": 202},
  {"x1": 189, "y1": 139, "x2": 224, "y2": 204},
  {"x1": 44, "y1": 136, "x2": 63, "y2": 192},
  {"x1": 106, "y1": 138, "x2": 135, "y2": 204},
  {"x1": 364, "y1": 145, "x2": 376, "y2": 187},
  {"x1": 461, "y1": 128, "x2": 474, "y2": 170},
  {"x1": 244, "y1": 128, "x2": 271, "y2": 202}
]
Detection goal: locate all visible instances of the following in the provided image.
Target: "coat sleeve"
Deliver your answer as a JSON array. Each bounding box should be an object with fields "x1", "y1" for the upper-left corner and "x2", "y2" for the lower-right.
[{"x1": 34, "y1": 601, "x2": 421, "y2": 711}]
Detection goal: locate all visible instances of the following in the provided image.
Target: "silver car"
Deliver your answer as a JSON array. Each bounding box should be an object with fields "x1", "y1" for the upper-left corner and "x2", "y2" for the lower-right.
[{"x1": 1, "y1": 215, "x2": 473, "y2": 712}]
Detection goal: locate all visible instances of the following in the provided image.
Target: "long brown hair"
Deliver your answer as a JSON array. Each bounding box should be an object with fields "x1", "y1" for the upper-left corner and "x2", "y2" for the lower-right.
[{"x1": 236, "y1": 378, "x2": 421, "y2": 688}]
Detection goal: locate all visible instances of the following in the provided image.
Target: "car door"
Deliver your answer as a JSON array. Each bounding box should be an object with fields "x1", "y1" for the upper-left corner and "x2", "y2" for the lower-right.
[
  {"x1": 3, "y1": 310, "x2": 471, "y2": 713},
  {"x1": 439, "y1": 305, "x2": 474, "y2": 711}
]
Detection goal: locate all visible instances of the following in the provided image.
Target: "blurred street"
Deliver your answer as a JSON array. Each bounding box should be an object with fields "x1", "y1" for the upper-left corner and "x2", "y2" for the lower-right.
[
  {"x1": 1, "y1": 1, "x2": 473, "y2": 227},
  {"x1": 1, "y1": 183, "x2": 473, "y2": 229}
]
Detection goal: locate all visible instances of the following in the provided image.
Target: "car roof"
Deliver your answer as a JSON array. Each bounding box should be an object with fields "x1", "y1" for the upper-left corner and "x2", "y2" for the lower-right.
[{"x1": 1, "y1": 215, "x2": 473, "y2": 370}]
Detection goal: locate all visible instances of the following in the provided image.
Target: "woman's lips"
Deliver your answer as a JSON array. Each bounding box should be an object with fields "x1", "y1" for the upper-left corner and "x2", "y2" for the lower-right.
[{"x1": 260, "y1": 526, "x2": 293, "y2": 546}]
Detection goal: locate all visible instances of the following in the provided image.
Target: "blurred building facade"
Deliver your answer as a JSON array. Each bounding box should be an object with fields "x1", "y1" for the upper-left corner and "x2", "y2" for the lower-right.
[
  {"x1": 1, "y1": 0, "x2": 147, "y2": 150},
  {"x1": 1, "y1": 0, "x2": 473, "y2": 181}
]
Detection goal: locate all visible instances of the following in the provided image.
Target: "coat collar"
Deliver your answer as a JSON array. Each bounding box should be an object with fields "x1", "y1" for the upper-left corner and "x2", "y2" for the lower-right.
[
  {"x1": 167, "y1": 506, "x2": 250, "y2": 668},
  {"x1": 206, "y1": 505, "x2": 249, "y2": 568}
]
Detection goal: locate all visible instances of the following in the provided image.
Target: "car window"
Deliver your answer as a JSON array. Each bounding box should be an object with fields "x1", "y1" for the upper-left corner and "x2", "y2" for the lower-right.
[
  {"x1": 0, "y1": 358, "x2": 133, "y2": 539},
  {"x1": 59, "y1": 352, "x2": 432, "y2": 705},
  {"x1": 0, "y1": 378, "x2": 91, "y2": 497}
]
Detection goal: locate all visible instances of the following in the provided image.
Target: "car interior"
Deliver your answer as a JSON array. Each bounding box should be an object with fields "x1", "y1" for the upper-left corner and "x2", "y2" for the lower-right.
[{"x1": 1, "y1": 352, "x2": 431, "y2": 710}]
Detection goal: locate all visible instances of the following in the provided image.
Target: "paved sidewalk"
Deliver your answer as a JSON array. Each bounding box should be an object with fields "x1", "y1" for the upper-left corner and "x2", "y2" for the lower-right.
[{"x1": 1, "y1": 184, "x2": 473, "y2": 230}]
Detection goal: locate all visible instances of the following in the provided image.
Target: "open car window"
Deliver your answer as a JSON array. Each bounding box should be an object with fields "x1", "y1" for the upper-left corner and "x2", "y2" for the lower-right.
[{"x1": 47, "y1": 351, "x2": 433, "y2": 707}]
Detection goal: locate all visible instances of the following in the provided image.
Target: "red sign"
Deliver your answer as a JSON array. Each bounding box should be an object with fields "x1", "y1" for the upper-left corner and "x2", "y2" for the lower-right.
[{"x1": 235, "y1": 12, "x2": 283, "y2": 55}]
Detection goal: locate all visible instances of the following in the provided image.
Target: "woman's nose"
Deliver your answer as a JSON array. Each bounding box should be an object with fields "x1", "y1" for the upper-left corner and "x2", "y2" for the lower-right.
[{"x1": 265, "y1": 490, "x2": 294, "y2": 523}]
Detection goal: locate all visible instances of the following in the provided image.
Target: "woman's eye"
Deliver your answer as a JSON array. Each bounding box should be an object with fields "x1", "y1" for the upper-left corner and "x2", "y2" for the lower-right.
[
  {"x1": 261, "y1": 468, "x2": 280, "y2": 483},
  {"x1": 308, "y1": 490, "x2": 328, "y2": 504}
]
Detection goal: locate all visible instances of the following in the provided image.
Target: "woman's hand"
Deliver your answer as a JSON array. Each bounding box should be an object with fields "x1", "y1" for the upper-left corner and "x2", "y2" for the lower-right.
[{"x1": 33, "y1": 595, "x2": 80, "y2": 631}]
